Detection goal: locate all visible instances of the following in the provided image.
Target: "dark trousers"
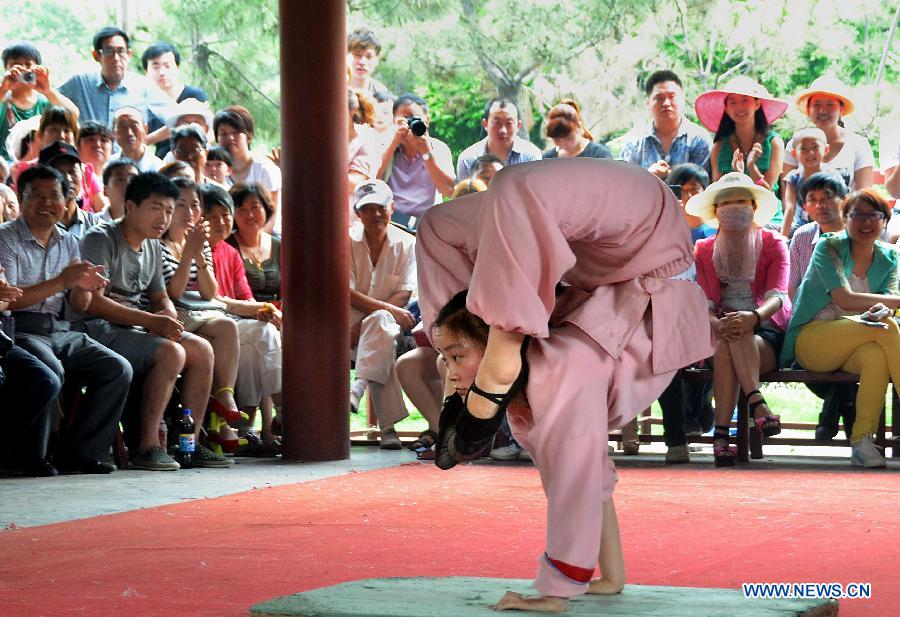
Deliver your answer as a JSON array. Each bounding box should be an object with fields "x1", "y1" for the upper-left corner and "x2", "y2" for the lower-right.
[
  {"x1": 658, "y1": 371, "x2": 687, "y2": 447},
  {"x1": 0, "y1": 346, "x2": 61, "y2": 463},
  {"x1": 15, "y1": 328, "x2": 132, "y2": 460},
  {"x1": 806, "y1": 382, "x2": 856, "y2": 438}
]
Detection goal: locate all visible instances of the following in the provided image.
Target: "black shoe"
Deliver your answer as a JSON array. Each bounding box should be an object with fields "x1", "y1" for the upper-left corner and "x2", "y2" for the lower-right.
[
  {"x1": 56, "y1": 456, "x2": 116, "y2": 474},
  {"x1": 815, "y1": 425, "x2": 838, "y2": 441},
  {"x1": 21, "y1": 459, "x2": 59, "y2": 477}
]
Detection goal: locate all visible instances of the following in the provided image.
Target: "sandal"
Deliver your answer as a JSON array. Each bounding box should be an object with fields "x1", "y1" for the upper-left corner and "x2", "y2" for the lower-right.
[
  {"x1": 208, "y1": 396, "x2": 250, "y2": 425},
  {"x1": 454, "y1": 337, "x2": 531, "y2": 457},
  {"x1": 713, "y1": 426, "x2": 737, "y2": 468},
  {"x1": 407, "y1": 430, "x2": 438, "y2": 451},
  {"x1": 747, "y1": 389, "x2": 781, "y2": 438}
]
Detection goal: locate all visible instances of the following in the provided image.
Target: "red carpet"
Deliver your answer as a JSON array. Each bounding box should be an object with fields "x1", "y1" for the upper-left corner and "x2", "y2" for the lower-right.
[{"x1": 0, "y1": 462, "x2": 896, "y2": 617}]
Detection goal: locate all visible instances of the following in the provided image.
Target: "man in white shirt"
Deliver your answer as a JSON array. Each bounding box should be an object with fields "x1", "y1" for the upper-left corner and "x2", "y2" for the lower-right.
[
  {"x1": 348, "y1": 180, "x2": 417, "y2": 449},
  {"x1": 111, "y1": 107, "x2": 163, "y2": 172}
]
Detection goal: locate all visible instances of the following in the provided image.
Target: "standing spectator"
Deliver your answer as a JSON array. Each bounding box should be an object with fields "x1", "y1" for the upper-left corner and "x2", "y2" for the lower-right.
[
  {"x1": 0, "y1": 269, "x2": 61, "y2": 477},
  {"x1": 76, "y1": 121, "x2": 114, "y2": 175},
  {"x1": 619, "y1": 70, "x2": 712, "y2": 180},
  {"x1": 0, "y1": 165, "x2": 131, "y2": 474},
  {"x1": 781, "y1": 128, "x2": 832, "y2": 238},
  {"x1": 686, "y1": 172, "x2": 790, "y2": 467},
  {"x1": 347, "y1": 89, "x2": 377, "y2": 221},
  {"x1": 0, "y1": 42, "x2": 79, "y2": 161},
  {"x1": 782, "y1": 76, "x2": 874, "y2": 190},
  {"x1": 456, "y1": 98, "x2": 542, "y2": 181},
  {"x1": 142, "y1": 42, "x2": 208, "y2": 160},
  {"x1": 77, "y1": 172, "x2": 230, "y2": 470},
  {"x1": 881, "y1": 123, "x2": 900, "y2": 199},
  {"x1": 360, "y1": 90, "x2": 396, "y2": 157},
  {"x1": 780, "y1": 190, "x2": 899, "y2": 468},
  {"x1": 786, "y1": 172, "x2": 855, "y2": 442},
  {"x1": 39, "y1": 141, "x2": 103, "y2": 240},
  {"x1": 59, "y1": 27, "x2": 173, "y2": 142},
  {"x1": 346, "y1": 28, "x2": 391, "y2": 97},
  {"x1": 214, "y1": 106, "x2": 281, "y2": 231},
  {"x1": 378, "y1": 93, "x2": 454, "y2": 229},
  {"x1": 541, "y1": 100, "x2": 612, "y2": 159},
  {"x1": 347, "y1": 180, "x2": 417, "y2": 449},
  {"x1": 111, "y1": 107, "x2": 163, "y2": 172},
  {"x1": 100, "y1": 158, "x2": 139, "y2": 222}
]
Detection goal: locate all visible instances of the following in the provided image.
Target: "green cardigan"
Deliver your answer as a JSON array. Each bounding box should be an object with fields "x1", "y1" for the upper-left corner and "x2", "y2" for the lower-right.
[{"x1": 780, "y1": 231, "x2": 900, "y2": 367}]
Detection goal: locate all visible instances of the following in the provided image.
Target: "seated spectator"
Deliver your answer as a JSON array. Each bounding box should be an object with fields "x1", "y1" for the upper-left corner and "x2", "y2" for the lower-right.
[
  {"x1": 781, "y1": 127, "x2": 834, "y2": 238},
  {"x1": 0, "y1": 42, "x2": 79, "y2": 161},
  {"x1": 0, "y1": 165, "x2": 131, "y2": 474},
  {"x1": 786, "y1": 171, "x2": 855, "y2": 442},
  {"x1": 112, "y1": 107, "x2": 163, "y2": 172},
  {"x1": 171, "y1": 124, "x2": 216, "y2": 185},
  {"x1": 205, "y1": 145, "x2": 232, "y2": 185},
  {"x1": 0, "y1": 184, "x2": 19, "y2": 222},
  {"x1": 619, "y1": 70, "x2": 711, "y2": 180},
  {"x1": 470, "y1": 153, "x2": 504, "y2": 186},
  {"x1": 142, "y1": 41, "x2": 208, "y2": 159},
  {"x1": 346, "y1": 27, "x2": 391, "y2": 97},
  {"x1": 77, "y1": 172, "x2": 230, "y2": 470},
  {"x1": 227, "y1": 184, "x2": 282, "y2": 305},
  {"x1": 100, "y1": 158, "x2": 139, "y2": 222},
  {"x1": 347, "y1": 180, "x2": 417, "y2": 449},
  {"x1": 456, "y1": 98, "x2": 542, "y2": 180},
  {"x1": 541, "y1": 100, "x2": 611, "y2": 159},
  {"x1": 160, "y1": 177, "x2": 244, "y2": 452},
  {"x1": 214, "y1": 106, "x2": 281, "y2": 209},
  {"x1": 0, "y1": 264, "x2": 62, "y2": 476},
  {"x1": 202, "y1": 184, "x2": 282, "y2": 453},
  {"x1": 159, "y1": 159, "x2": 194, "y2": 180},
  {"x1": 686, "y1": 172, "x2": 790, "y2": 467},
  {"x1": 450, "y1": 177, "x2": 487, "y2": 198},
  {"x1": 59, "y1": 26, "x2": 173, "y2": 144},
  {"x1": 668, "y1": 163, "x2": 715, "y2": 243},
  {"x1": 378, "y1": 93, "x2": 454, "y2": 229},
  {"x1": 783, "y1": 76, "x2": 874, "y2": 190},
  {"x1": 780, "y1": 189, "x2": 899, "y2": 468},
  {"x1": 39, "y1": 141, "x2": 103, "y2": 240},
  {"x1": 76, "y1": 121, "x2": 114, "y2": 176}
]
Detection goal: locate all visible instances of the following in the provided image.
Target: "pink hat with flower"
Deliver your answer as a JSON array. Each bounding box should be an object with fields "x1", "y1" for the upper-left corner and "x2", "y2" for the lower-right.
[{"x1": 695, "y1": 76, "x2": 788, "y2": 132}]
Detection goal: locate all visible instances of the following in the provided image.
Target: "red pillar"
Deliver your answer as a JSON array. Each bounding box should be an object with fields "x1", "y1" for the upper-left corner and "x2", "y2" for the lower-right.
[{"x1": 278, "y1": 0, "x2": 349, "y2": 461}]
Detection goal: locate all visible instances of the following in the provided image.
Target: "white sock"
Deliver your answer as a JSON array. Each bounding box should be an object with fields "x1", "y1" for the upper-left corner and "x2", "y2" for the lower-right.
[{"x1": 350, "y1": 378, "x2": 370, "y2": 412}]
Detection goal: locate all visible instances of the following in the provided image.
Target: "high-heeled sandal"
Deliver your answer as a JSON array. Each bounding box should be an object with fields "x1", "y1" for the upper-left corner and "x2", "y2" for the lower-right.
[
  {"x1": 712, "y1": 426, "x2": 737, "y2": 468},
  {"x1": 205, "y1": 429, "x2": 240, "y2": 454},
  {"x1": 747, "y1": 389, "x2": 781, "y2": 438},
  {"x1": 208, "y1": 387, "x2": 249, "y2": 425},
  {"x1": 453, "y1": 337, "x2": 531, "y2": 457}
]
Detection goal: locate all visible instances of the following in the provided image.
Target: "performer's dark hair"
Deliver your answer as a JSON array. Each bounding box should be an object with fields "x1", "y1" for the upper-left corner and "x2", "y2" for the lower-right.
[{"x1": 433, "y1": 289, "x2": 489, "y2": 347}]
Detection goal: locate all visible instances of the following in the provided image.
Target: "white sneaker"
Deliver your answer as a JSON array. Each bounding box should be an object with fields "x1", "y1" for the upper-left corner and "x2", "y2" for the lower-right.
[
  {"x1": 665, "y1": 444, "x2": 690, "y2": 464},
  {"x1": 517, "y1": 449, "x2": 533, "y2": 462},
  {"x1": 850, "y1": 436, "x2": 886, "y2": 468},
  {"x1": 490, "y1": 444, "x2": 522, "y2": 460}
]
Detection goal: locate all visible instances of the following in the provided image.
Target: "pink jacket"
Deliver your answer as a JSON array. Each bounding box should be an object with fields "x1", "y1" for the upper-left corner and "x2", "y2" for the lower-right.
[{"x1": 694, "y1": 228, "x2": 792, "y2": 332}]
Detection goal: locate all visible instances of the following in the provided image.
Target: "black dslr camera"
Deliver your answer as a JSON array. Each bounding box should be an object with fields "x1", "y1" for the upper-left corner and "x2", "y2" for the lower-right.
[{"x1": 407, "y1": 115, "x2": 427, "y2": 137}]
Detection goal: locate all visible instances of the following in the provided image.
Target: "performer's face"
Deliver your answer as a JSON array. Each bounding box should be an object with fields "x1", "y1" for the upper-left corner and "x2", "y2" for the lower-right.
[{"x1": 433, "y1": 325, "x2": 485, "y2": 398}]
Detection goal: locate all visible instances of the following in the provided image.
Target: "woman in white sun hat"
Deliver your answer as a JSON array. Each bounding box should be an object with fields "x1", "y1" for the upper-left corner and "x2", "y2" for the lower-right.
[
  {"x1": 696, "y1": 76, "x2": 787, "y2": 196},
  {"x1": 687, "y1": 172, "x2": 791, "y2": 467},
  {"x1": 782, "y1": 75, "x2": 874, "y2": 190}
]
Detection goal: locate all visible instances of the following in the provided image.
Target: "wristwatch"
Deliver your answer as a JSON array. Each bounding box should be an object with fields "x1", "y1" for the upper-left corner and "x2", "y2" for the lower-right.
[{"x1": 422, "y1": 152, "x2": 432, "y2": 161}]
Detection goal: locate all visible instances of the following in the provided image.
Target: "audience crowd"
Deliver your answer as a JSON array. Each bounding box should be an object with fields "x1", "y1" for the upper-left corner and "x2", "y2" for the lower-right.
[{"x1": 0, "y1": 25, "x2": 897, "y2": 477}]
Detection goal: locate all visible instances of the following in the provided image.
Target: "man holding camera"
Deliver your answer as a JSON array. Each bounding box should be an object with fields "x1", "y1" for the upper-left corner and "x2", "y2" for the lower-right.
[
  {"x1": 377, "y1": 94, "x2": 454, "y2": 230},
  {"x1": 0, "y1": 43, "x2": 79, "y2": 161}
]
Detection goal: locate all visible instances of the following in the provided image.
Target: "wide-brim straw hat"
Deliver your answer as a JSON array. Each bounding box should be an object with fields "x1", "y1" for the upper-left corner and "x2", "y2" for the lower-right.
[
  {"x1": 685, "y1": 172, "x2": 779, "y2": 229},
  {"x1": 794, "y1": 75, "x2": 855, "y2": 117},
  {"x1": 695, "y1": 76, "x2": 788, "y2": 132}
]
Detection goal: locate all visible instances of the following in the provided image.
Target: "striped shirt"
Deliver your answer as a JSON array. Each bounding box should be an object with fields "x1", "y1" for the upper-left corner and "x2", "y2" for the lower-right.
[{"x1": 160, "y1": 240, "x2": 213, "y2": 293}]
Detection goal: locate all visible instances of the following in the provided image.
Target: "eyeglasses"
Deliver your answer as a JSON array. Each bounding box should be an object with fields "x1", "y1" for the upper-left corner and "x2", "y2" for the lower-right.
[
  {"x1": 99, "y1": 47, "x2": 129, "y2": 58},
  {"x1": 846, "y1": 211, "x2": 885, "y2": 221}
]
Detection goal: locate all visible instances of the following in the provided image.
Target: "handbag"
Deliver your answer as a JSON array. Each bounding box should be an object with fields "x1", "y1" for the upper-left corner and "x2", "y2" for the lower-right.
[{"x1": 173, "y1": 291, "x2": 226, "y2": 312}]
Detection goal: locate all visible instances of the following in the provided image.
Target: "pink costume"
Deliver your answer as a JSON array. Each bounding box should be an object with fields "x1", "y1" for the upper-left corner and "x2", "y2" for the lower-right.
[{"x1": 416, "y1": 158, "x2": 714, "y2": 598}]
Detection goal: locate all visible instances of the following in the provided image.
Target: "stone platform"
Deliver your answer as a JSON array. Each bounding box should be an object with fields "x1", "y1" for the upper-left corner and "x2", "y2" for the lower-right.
[{"x1": 249, "y1": 577, "x2": 838, "y2": 616}]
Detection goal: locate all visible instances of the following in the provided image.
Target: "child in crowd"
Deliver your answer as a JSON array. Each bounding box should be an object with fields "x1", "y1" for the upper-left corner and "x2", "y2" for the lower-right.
[
  {"x1": 100, "y1": 158, "x2": 139, "y2": 222},
  {"x1": 205, "y1": 145, "x2": 233, "y2": 185},
  {"x1": 781, "y1": 127, "x2": 830, "y2": 238}
]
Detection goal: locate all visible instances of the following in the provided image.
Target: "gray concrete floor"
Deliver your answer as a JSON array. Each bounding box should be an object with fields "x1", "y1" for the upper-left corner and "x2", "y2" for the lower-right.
[{"x1": 0, "y1": 446, "x2": 419, "y2": 529}]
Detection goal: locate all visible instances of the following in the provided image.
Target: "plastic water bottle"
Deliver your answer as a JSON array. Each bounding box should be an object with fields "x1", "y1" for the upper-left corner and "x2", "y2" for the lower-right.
[{"x1": 178, "y1": 409, "x2": 195, "y2": 468}]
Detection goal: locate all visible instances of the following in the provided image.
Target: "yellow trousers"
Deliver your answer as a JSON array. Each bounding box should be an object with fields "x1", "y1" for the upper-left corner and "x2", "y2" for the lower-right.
[{"x1": 795, "y1": 318, "x2": 900, "y2": 443}]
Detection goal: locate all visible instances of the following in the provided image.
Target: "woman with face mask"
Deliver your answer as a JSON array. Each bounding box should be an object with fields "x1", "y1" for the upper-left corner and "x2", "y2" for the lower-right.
[{"x1": 687, "y1": 172, "x2": 791, "y2": 467}]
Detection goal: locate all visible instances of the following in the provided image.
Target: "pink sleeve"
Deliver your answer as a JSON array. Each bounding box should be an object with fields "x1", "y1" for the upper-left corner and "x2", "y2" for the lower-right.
[
  {"x1": 693, "y1": 239, "x2": 716, "y2": 303},
  {"x1": 762, "y1": 231, "x2": 790, "y2": 294}
]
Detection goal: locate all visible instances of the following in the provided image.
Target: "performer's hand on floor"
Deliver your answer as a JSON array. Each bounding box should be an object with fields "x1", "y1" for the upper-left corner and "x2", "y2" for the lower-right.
[{"x1": 492, "y1": 591, "x2": 568, "y2": 613}]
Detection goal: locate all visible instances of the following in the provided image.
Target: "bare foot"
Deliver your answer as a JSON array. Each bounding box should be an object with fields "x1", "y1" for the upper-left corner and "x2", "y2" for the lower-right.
[
  {"x1": 587, "y1": 577, "x2": 624, "y2": 595},
  {"x1": 492, "y1": 591, "x2": 568, "y2": 612}
]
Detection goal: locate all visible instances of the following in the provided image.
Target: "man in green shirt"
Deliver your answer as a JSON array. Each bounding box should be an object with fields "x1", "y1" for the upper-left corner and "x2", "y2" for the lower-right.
[{"x1": 0, "y1": 42, "x2": 79, "y2": 161}]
